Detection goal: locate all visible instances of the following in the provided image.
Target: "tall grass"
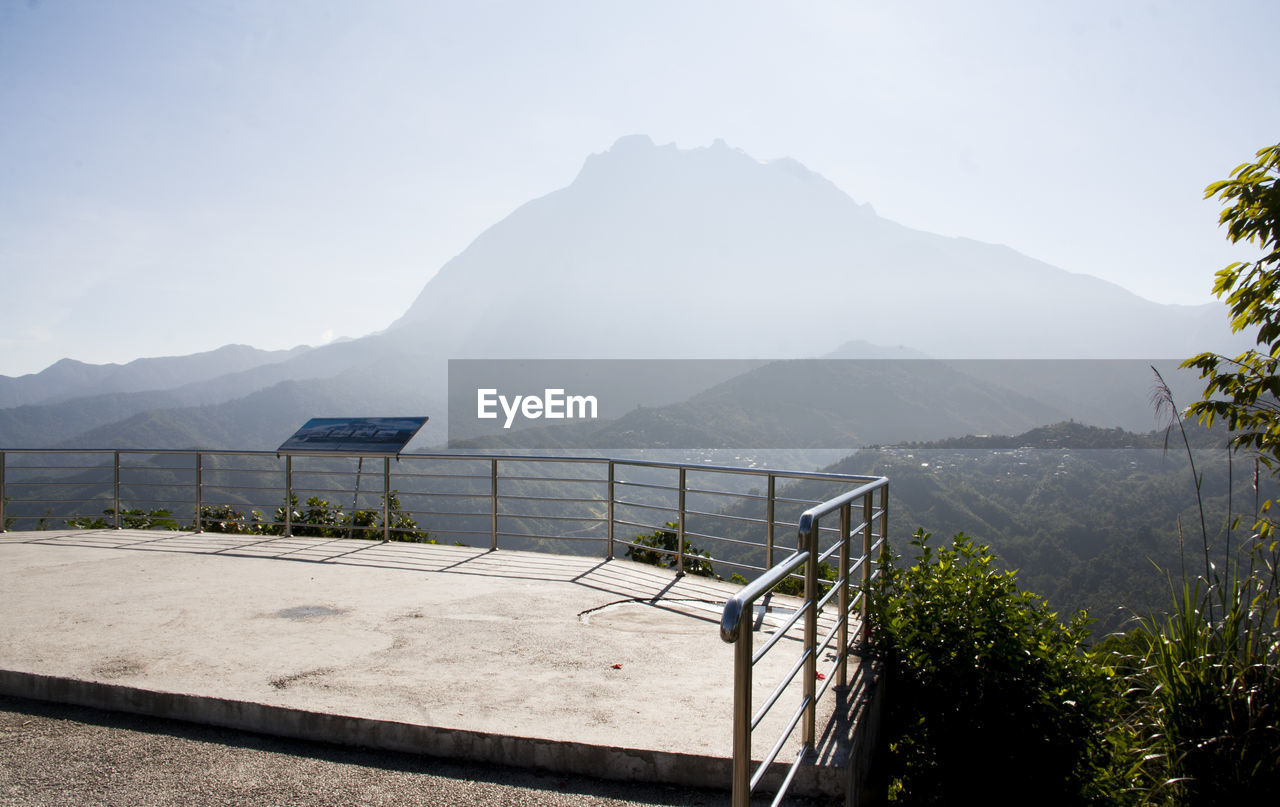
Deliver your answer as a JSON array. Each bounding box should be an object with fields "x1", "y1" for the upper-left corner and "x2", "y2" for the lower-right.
[{"x1": 1112, "y1": 372, "x2": 1280, "y2": 803}]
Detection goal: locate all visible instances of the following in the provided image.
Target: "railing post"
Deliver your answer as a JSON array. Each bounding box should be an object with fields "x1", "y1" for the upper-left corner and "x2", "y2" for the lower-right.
[
  {"x1": 113, "y1": 450, "x2": 121, "y2": 529},
  {"x1": 802, "y1": 515, "x2": 818, "y2": 749},
  {"x1": 383, "y1": 456, "x2": 391, "y2": 543},
  {"x1": 880, "y1": 484, "x2": 889, "y2": 563},
  {"x1": 0, "y1": 450, "x2": 6, "y2": 533},
  {"x1": 766, "y1": 473, "x2": 776, "y2": 569},
  {"x1": 606, "y1": 461, "x2": 615, "y2": 560},
  {"x1": 490, "y1": 458, "x2": 499, "y2": 551},
  {"x1": 677, "y1": 466, "x2": 687, "y2": 575},
  {"x1": 862, "y1": 492, "x2": 874, "y2": 644},
  {"x1": 730, "y1": 619, "x2": 754, "y2": 807},
  {"x1": 194, "y1": 452, "x2": 203, "y2": 533},
  {"x1": 284, "y1": 454, "x2": 293, "y2": 537},
  {"x1": 838, "y1": 503, "x2": 851, "y2": 688}
]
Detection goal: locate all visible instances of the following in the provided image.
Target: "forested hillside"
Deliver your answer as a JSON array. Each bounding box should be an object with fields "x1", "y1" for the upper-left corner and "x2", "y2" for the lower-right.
[{"x1": 761, "y1": 421, "x2": 1267, "y2": 637}]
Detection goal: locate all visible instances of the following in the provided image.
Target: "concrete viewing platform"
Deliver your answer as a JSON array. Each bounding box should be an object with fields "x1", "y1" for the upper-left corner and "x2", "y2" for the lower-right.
[{"x1": 0, "y1": 530, "x2": 869, "y2": 801}]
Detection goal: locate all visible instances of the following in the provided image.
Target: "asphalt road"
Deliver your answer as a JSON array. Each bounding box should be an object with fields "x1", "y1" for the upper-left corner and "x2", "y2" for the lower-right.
[{"x1": 0, "y1": 696, "x2": 827, "y2": 807}]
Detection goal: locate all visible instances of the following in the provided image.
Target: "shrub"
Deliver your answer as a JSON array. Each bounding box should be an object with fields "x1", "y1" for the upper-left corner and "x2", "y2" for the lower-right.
[
  {"x1": 200, "y1": 494, "x2": 434, "y2": 543},
  {"x1": 868, "y1": 528, "x2": 1116, "y2": 805},
  {"x1": 626, "y1": 521, "x2": 716, "y2": 577},
  {"x1": 67, "y1": 507, "x2": 182, "y2": 530}
]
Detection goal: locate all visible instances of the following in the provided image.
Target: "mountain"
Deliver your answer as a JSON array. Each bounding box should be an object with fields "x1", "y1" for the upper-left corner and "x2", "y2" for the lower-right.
[
  {"x1": 2, "y1": 136, "x2": 1248, "y2": 450},
  {"x1": 0, "y1": 344, "x2": 313, "y2": 409},
  {"x1": 47, "y1": 357, "x2": 447, "y2": 451},
  {"x1": 389, "y1": 135, "x2": 1245, "y2": 361}
]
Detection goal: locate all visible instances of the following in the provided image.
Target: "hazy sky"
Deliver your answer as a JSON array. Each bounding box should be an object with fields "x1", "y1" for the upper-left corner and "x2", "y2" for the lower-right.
[{"x1": 2, "y1": 0, "x2": 1277, "y2": 377}]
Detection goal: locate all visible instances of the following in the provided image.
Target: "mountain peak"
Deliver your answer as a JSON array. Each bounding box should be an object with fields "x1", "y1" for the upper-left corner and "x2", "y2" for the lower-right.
[
  {"x1": 608, "y1": 133, "x2": 657, "y2": 153},
  {"x1": 570, "y1": 135, "x2": 862, "y2": 214}
]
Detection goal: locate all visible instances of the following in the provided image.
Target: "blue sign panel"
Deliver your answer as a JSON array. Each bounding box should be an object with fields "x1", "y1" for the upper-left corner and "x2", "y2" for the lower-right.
[{"x1": 277, "y1": 417, "x2": 428, "y2": 456}]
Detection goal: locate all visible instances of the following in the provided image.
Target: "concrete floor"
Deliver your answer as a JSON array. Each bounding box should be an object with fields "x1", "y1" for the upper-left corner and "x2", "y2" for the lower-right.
[{"x1": 0, "y1": 530, "x2": 859, "y2": 799}]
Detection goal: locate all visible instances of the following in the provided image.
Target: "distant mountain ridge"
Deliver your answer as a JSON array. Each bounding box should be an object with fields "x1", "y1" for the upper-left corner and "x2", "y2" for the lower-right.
[
  {"x1": 1, "y1": 136, "x2": 1248, "y2": 450},
  {"x1": 0, "y1": 344, "x2": 312, "y2": 409}
]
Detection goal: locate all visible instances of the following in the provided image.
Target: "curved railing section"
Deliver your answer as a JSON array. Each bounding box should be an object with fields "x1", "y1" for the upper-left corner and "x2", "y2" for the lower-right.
[{"x1": 719, "y1": 476, "x2": 889, "y2": 807}]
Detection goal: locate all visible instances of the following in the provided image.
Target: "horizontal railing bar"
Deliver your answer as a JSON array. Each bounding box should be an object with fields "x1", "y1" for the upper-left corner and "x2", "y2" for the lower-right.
[
  {"x1": 753, "y1": 604, "x2": 807, "y2": 665},
  {"x1": 6, "y1": 498, "x2": 107, "y2": 505},
  {"x1": 680, "y1": 530, "x2": 767, "y2": 549},
  {"x1": 612, "y1": 500, "x2": 677, "y2": 515},
  {"x1": 682, "y1": 486, "x2": 767, "y2": 502},
  {"x1": 495, "y1": 531, "x2": 604, "y2": 544},
  {"x1": 613, "y1": 539, "x2": 677, "y2": 558},
  {"x1": 681, "y1": 510, "x2": 768, "y2": 528},
  {"x1": 3, "y1": 468, "x2": 111, "y2": 475},
  {"x1": 497, "y1": 512, "x2": 605, "y2": 524},
  {"x1": 498, "y1": 475, "x2": 607, "y2": 486},
  {"x1": 773, "y1": 495, "x2": 823, "y2": 506},
  {"x1": 3, "y1": 481, "x2": 110, "y2": 488},
  {"x1": 495, "y1": 494, "x2": 605, "y2": 505},
  {"x1": 385, "y1": 472, "x2": 491, "y2": 481},
  {"x1": 274, "y1": 470, "x2": 372, "y2": 478},
  {"x1": 815, "y1": 541, "x2": 846, "y2": 565},
  {"x1": 848, "y1": 554, "x2": 868, "y2": 577},
  {"x1": 198, "y1": 484, "x2": 284, "y2": 494},
  {"x1": 815, "y1": 613, "x2": 843, "y2": 661},
  {"x1": 611, "y1": 480, "x2": 678, "y2": 494},
  {"x1": 702, "y1": 556, "x2": 766, "y2": 574},
  {"x1": 816, "y1": 576, "x2": 846, "y2": 612},
  {"x1": 769, "y1": 748, "x2": 810, "y2": 807},
  {"x1": 752, "y1": 647, "x2": 811, "y2": 732},
  {"x1": 116, "y1": 501, "x2": 192, "y2": 507},
  {"x1": 750, "y1": 696, "x2": 811, "y2": 792}
]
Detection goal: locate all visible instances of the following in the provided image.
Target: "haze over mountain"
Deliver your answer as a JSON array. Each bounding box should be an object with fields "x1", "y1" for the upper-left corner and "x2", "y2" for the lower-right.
[
  {"x1": 390, "y1": 135, "x2": 1242, "y2": 361},
  {"x1": 0, "y1": 136, "x2": 1246, "y2": 450}
]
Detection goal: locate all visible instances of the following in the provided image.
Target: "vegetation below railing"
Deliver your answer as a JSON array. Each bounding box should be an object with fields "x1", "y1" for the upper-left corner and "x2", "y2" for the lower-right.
[
  {"x1": 867, "y1": 527, "x2": 1280, "y2": 806},
  {"x1": 66, "y1": 493, "x2": 434, "y2": 542},
  {"x1": 868, "y1": 529, "x2": 1115, "y2": 804}
]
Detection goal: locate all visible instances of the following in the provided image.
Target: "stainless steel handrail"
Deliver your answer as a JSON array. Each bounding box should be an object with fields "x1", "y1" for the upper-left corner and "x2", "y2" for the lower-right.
[
  {"x1": 719, "y1": 475, "x2": 888, "y2": 807},
  {"x1": 0, "y1": 448, "x2": 881, "y2": 569}
]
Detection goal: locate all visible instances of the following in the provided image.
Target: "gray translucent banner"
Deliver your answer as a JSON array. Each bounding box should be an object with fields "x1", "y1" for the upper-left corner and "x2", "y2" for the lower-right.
[{"x1": 446, "y1": 358, "x2": 1203, "y2": 450}]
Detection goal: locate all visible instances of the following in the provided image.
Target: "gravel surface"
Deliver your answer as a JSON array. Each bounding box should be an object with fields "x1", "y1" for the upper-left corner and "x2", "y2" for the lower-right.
[{"x1": 0, "y1": 696, "x2": 828, "y2": 806}]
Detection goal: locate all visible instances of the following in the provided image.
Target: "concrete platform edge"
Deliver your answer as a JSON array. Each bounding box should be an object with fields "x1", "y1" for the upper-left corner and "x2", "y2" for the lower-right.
[{"x1": 0, "y1": 668, "x2": 844, "y2": 798}]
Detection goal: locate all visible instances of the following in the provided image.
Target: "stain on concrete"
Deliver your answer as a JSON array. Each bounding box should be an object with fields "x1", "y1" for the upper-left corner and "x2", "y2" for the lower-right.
[
  {"x1": 92, "y1": 657, "x2": 144, "y2": 679},
  {"x1": 269, "y1": 667, "x2": 333, "y2": 690},
  {"x1": 273, "y1": 605, "x2": 348, "y2": 620}
]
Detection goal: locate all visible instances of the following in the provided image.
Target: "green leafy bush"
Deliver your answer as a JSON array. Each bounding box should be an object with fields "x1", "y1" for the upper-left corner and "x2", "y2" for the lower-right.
[
  {"x1": 197, "y1": 494, "x2": 434, "y2": 543},
  {"x1": 268, "y1": 492, "x2": 434, "y2": 542},
  {"x1": 625, "y1": 521, "x2": 716, "y2": 577},
  {"x1": 67, "y1": 507, "x2": 182, "y2": 530},
  {"x1": 868, "y1": 528, "x2": 1116, "y2": 805}
]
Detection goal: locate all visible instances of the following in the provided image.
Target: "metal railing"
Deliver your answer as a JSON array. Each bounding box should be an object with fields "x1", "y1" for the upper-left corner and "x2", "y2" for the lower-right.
[
  {"x1": 0, "y1": 448, "x2": 883, "y2": 580},
  {"x1": 0, "y1": 447, "x2": 888, "y2": 802},
  {"x1": 719, "y1": 477, "x2": 888, "y2": 807}
]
